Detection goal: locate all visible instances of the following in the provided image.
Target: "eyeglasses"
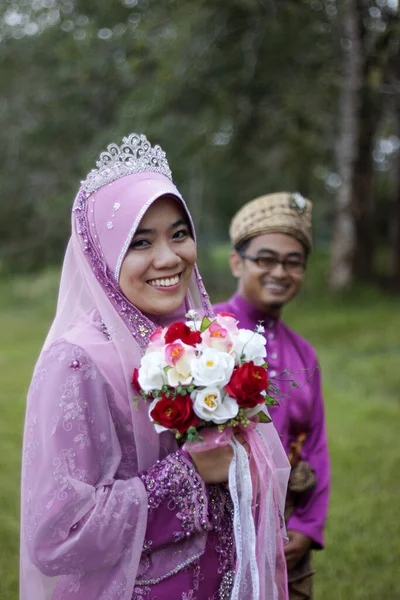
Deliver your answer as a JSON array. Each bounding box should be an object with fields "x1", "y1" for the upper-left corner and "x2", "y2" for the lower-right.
[{"x1": 239, "y1": 253, "x2": 306, "y2": 275}]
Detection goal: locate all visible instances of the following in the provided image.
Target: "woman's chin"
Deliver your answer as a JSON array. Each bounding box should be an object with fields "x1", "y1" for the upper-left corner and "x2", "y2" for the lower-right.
[{"x1": 143, "y1": 292, "x2": 187, "y2": 317}]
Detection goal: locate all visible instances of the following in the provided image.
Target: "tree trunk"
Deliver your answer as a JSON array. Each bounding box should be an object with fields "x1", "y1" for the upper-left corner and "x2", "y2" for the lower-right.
[
  {"x1": 329, "y1": 0, "x2": 364, "y2": 290},
  {"x1": 351, "y1": 77, "x2": 380, "y2": 280},
  {"x1": 389, "y1": 103, "x2": 400, "y2": 286}
]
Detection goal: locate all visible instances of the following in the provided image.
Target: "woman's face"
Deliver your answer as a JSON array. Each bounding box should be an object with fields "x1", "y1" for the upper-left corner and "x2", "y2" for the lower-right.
[{"x1": 119, "y1": 195, "x2": 197, "y2": 316}]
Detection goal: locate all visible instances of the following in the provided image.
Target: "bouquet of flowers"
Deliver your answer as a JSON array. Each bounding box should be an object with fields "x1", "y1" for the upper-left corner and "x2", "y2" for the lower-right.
[
  {"x1": 132, "y1": 311, "x2": 278, "y2": 442},
  {"x1": 132, "y1": 311, "x2": 288, "y2": 599}
]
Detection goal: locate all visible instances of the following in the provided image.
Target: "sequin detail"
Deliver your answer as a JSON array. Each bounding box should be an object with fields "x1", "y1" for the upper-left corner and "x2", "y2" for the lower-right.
[
  {"x1": 134, "y1": 552, "x2": 203, "y2": 587},
  {"x1": 69, "y1": 359, "x2": 81, "y2": 370},
  {"x1": 100, "y1": 320, "x2": 112, "y2": 341},
  {"x1": 140, "y1": 450, "x2": 209, "y2": 541},
  {"x1": 208, "y1": 485, "x2": 235, "y2": 596}
]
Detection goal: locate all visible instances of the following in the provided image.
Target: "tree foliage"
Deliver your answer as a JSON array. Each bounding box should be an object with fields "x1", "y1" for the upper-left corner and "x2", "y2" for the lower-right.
[{"x1": 0, "y1": 0, "x2": 398, "y2": 287}]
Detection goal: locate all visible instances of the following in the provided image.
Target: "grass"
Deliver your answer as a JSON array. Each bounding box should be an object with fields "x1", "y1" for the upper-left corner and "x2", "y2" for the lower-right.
[{"x1": 1, "y1": 254, "x2": 400, "y2": 599}]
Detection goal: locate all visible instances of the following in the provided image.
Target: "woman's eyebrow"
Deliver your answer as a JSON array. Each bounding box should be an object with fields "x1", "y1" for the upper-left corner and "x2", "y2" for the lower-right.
[
  {"x1": 133, "y1": 219, "x2": 187, "y2": 237},
  {"x1": 134, "y1": 227, "x2": 155, "y2": 236},
  {"x1": 169, "y1": 218, "x2": 187, "y2": 229}
]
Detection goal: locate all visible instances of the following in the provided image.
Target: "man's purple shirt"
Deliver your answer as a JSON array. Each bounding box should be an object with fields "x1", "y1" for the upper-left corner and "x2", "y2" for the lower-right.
[{"x1": 213, "y1": 293, "x2": 330, "y2": 549}]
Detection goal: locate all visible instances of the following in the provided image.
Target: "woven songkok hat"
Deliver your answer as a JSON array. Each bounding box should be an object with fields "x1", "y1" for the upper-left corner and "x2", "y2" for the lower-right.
[{"x1": 229, "y1": 192, "x2": 313, "y2": 254}]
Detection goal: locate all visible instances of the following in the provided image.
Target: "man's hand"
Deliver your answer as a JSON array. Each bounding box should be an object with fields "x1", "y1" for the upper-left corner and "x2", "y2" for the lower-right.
[{"x1": 284, "y1": 530, "x2": 312, "y2": 570}]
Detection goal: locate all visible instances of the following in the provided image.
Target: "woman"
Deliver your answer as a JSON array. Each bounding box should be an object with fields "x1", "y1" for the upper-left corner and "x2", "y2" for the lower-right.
[{"x1": 20, "y1": 133, "x2": 290, "y2": 600}]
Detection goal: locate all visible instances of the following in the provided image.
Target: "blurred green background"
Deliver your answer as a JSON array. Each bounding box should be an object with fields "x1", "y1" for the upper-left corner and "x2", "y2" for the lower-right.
[{"x1": 1, "y1": 1, "x2": 400, "y2": 598}]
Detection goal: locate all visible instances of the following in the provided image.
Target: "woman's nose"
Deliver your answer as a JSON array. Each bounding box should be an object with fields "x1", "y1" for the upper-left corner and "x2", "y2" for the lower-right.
[{"x1": 152, "y1": 242, "x2": 181, "y2": 269}]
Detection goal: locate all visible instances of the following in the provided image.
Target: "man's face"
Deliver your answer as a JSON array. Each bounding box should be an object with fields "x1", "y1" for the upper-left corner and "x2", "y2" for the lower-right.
[{"x1": 229, "y1": 232, "x2": 306, "y2": 314}]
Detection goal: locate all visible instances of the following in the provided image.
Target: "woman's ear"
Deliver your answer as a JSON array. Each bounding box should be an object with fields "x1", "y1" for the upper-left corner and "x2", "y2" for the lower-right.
[{"x1": 229, "y1": 251, "x2": 243, "y2": 279}]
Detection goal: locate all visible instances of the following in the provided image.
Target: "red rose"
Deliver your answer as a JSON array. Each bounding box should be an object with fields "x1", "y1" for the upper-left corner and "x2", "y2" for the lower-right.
[
  {"x1": 150, "y1": 393, "x2": 200, "y2": 434},
  {"x1": 164, "y1": 321, "x2": 202, "y2": 347},
  {"x1": 131, "y1": 367, "x2": 142, "y2": 394},
  {"x1": 225, "y1": 361, "x2": 268, "y2": 409}
]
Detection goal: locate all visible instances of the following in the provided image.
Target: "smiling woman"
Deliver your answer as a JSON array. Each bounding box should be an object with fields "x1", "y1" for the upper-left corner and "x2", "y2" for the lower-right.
[{"x1": 20, "y1": 134, "x2": 290, "y2": 600}]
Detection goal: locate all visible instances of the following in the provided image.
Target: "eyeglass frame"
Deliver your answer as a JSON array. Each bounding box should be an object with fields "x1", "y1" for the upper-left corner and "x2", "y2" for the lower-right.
[{"x1": 239, "y1": 252, "x2": 307, "y2": 275}]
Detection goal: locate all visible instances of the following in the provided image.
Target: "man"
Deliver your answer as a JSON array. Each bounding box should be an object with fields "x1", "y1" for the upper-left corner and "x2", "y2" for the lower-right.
[{"x1": 213, "y1": 192, "x2": 330, "y2": 600}]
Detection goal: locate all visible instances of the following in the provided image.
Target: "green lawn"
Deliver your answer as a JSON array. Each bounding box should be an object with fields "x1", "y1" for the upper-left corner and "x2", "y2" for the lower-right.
[{"x1": 1, "y1": 257, "x2": 400, "y2": 599}]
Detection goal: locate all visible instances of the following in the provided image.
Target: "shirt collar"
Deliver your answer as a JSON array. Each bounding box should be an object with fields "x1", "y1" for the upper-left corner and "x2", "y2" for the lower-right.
[{"x1": 230, "y1": 292, "x2": 278, "y2": 329}]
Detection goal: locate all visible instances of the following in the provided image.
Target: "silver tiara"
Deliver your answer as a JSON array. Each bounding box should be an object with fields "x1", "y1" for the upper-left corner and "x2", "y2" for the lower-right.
[{"x1": 80, "y1": 133, "x2": 173, "y2": 195}]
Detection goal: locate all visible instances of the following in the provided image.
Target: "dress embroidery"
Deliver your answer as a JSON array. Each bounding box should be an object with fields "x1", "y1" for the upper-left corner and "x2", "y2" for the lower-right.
[{"x1": 140, "y1": 450, "x2": 209, "y2": 541}]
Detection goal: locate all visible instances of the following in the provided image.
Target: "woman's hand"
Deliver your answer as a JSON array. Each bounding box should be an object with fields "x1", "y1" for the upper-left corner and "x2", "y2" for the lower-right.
[{"x1": 188, "y1": 435, "x2": 250, "y2": 484}]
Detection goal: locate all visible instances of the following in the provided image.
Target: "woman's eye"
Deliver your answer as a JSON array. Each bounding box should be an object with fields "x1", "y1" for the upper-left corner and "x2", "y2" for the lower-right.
[
  {"x1": 130, "y1": 239, "x2": 150, "y2": 249},
  {"x1": 173, "y1": 229, "x2": 189, "y2": 240}
]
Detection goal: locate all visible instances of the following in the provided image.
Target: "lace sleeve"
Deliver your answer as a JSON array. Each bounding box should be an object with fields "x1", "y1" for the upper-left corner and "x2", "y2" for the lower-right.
[{"x1": 22, "y1": 339, "x2": 148, "y2": 577}]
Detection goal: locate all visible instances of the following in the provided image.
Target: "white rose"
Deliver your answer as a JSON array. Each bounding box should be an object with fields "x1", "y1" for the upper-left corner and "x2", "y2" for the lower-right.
[
  {"x1": 233, "y1": 329, "x2": 267, "y2": 365},
  {"x1": 191, "y1": 387, "x2": 238, "y2": 424},
  {"x1": 138, "y1": 352, "x2": 167, "y2": 392},
  {"x1": 191, "y1": 348, "x2": 234, "y2": 387}
]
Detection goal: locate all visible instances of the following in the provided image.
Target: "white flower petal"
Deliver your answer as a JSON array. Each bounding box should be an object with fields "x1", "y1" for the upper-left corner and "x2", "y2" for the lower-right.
[
  {"x1": 167, "y1": 368, "x2": 192, "y2": 388},
  {"x1": 191, "y1": 349, "x2": 234, "y2": 387},
  {"x1": 192, "y1": 388, "x2": 238, "y2": 424}
]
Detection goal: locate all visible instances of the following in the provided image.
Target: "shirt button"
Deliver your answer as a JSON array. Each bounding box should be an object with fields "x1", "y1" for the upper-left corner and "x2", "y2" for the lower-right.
[
  {"x1": 267, "y1": 332, "x2": 275, "y2": 340},
  {"x1": 269, "y1": 370, "x2": 277, "y2": 377},
  {"x1": 271, "y1": 353, "x2": 278, "y2": 360}
]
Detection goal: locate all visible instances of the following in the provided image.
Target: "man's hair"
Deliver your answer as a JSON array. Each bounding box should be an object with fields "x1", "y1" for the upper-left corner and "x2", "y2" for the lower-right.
[{"x1": 234, "y1": 238, "x2": 251, "y2": 254}]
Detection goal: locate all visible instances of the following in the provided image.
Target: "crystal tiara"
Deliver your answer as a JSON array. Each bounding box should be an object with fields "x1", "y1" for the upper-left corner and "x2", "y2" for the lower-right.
[{"x1": 80, "y1": 133, "x2": 173, "y2": 195}]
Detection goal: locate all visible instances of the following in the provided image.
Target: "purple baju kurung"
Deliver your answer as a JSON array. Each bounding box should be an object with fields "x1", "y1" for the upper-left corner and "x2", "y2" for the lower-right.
[
  {"x1": 213, "y1": 293, "x2": 330, "y2": 549},
  {"x1": 23, "y1": 334, "x2": 234, "y2": 600}
]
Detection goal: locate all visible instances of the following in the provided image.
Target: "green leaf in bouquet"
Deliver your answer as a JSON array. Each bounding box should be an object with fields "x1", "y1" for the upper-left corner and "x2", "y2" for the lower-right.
[
  {"x1": 264, "y1": 393, "x2": 279, "y2": 406},
  {"x1": 258, "y1": 411, "x2": 272, "y2": 424},
  {"x1": 176, "y1": 384, "x2": 190, "y2": 396},
  {"x1": 186, "y1": 426, "x2": 203, "y2": 443},
  {"x1": 200, "y1": 316, "x2": 212, "y2": 332},
  {"x1": 268, "y1": 382, "x2": 280, "y2": 394}
]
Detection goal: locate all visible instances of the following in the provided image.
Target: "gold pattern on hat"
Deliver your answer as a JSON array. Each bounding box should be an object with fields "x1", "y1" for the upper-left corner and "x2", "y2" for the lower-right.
[{"x1": 229, "y1": 192, "x2": 313, "y2": 253}]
